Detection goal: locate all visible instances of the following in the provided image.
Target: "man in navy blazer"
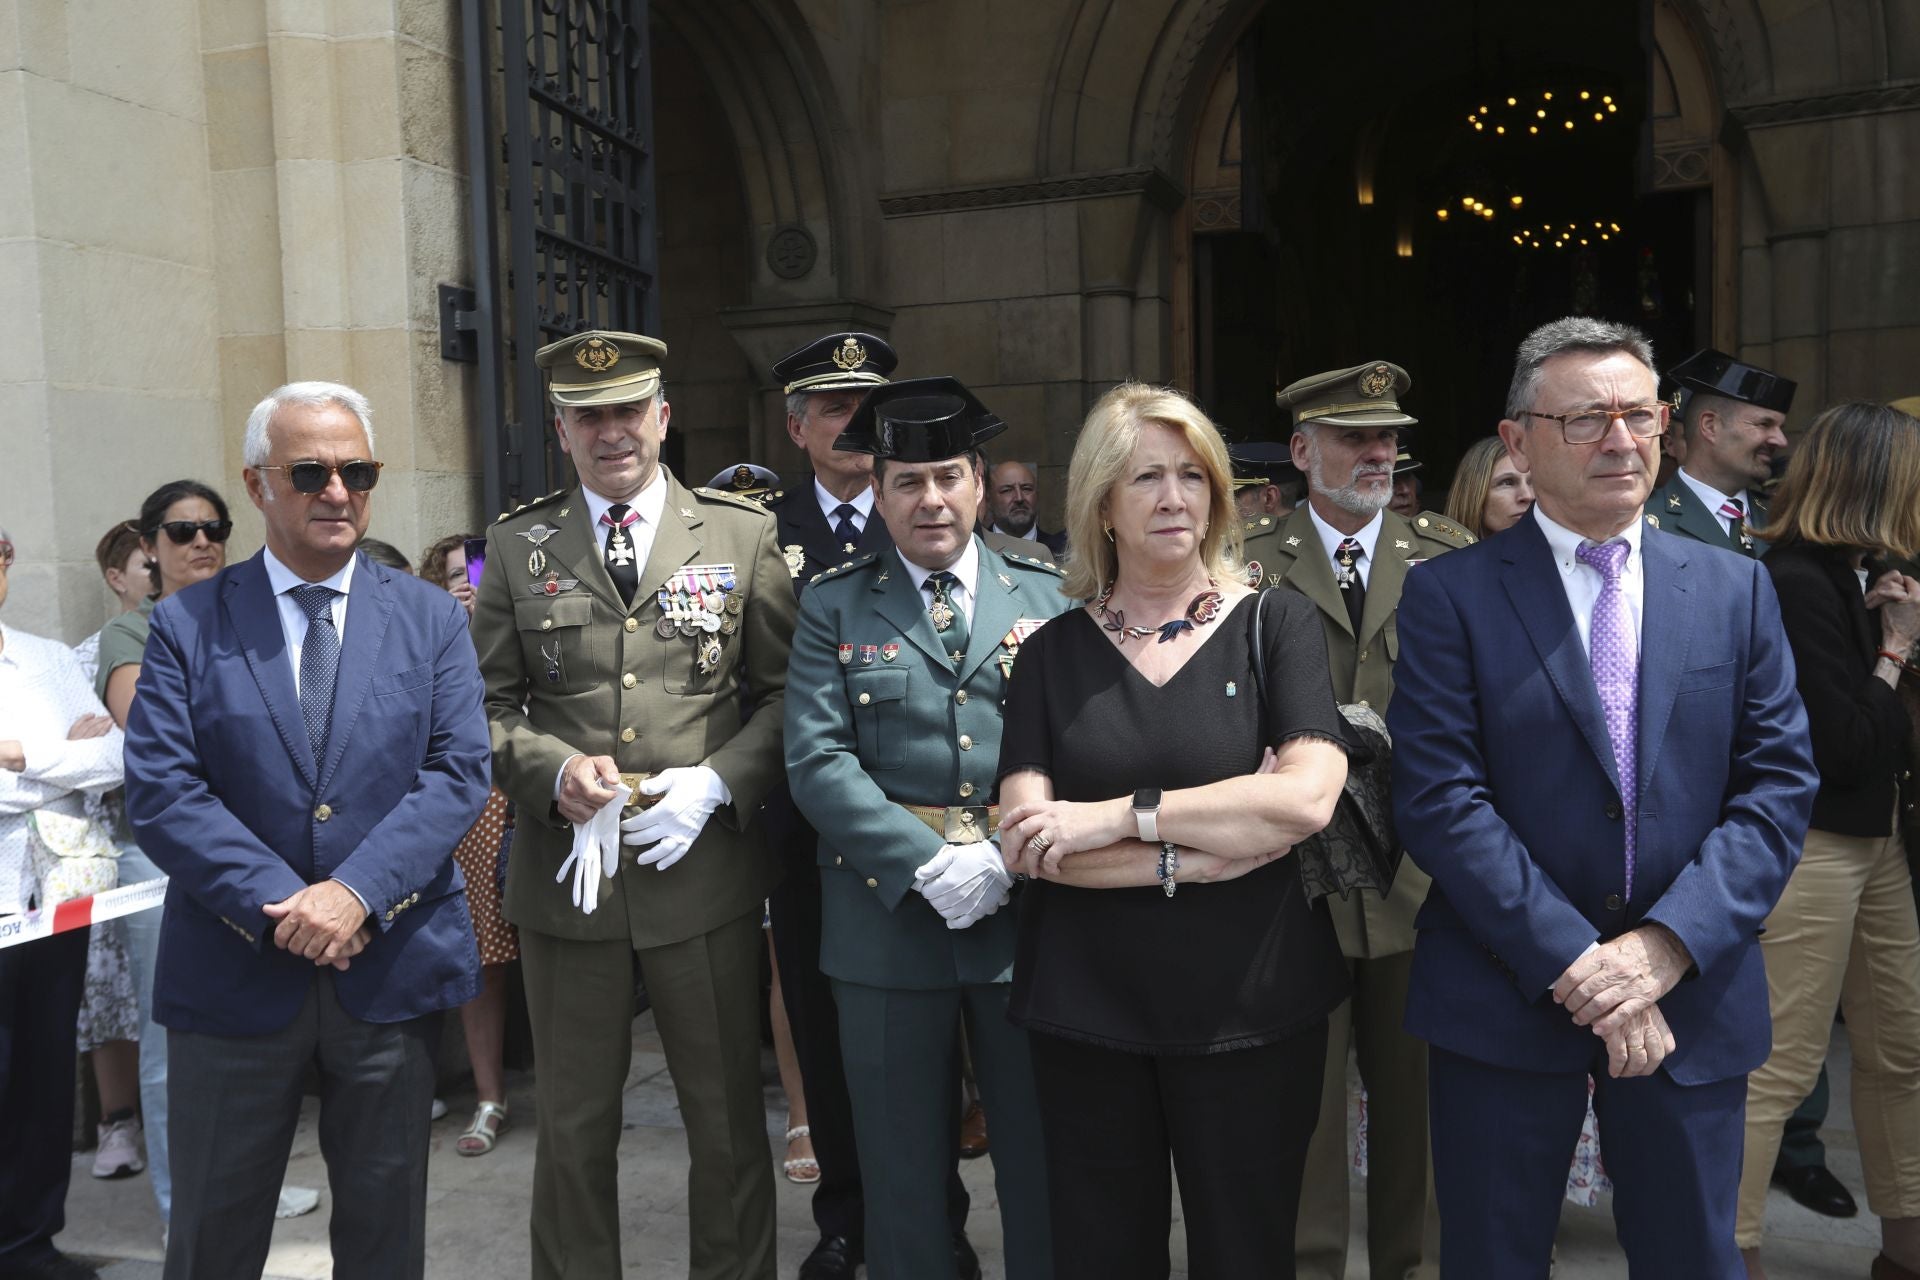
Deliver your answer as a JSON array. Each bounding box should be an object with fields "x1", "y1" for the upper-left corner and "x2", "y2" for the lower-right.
[
  {"x1": 126, "y1": 382, "x2": 490, "y2": 1280},
  {"x1": 1388, "y1": 319, "x2": 1817, "y2": 1278}
]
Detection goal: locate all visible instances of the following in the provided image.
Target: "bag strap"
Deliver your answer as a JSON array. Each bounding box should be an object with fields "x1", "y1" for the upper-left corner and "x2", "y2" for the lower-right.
[{"x1": 1248, "y1": 588, "x2": 1271, "y2": 740}]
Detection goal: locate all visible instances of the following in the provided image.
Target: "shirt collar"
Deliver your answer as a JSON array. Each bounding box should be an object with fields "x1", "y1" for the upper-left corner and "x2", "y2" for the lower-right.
[
  {"x1": 1533, "y1": 504, "x2": 1643, "y2": 576},
  {"x1": 1676, "y1": 466, "x2": 1747, "y2": 516},
  {"x1": 895, "y1": 537, "x2": 982, "y2": 599},
  {"x1": 263, "y1": 545, "x2": 358, "y2": 598},
  {"x1": 815, "y1": 478, "x2": 873, "y2": 522},
  {"x1": 582, "y1": 468, "x2": 668, "y2": 533},
  {"x1": 1306, "y1": 503, "x2": 1384, "y2": 565}
]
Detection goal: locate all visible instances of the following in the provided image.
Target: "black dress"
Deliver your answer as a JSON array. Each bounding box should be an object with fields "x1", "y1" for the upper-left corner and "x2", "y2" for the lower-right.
[{"x1": 997, "y1": 591, "x2": 1351, "y2": 1052}]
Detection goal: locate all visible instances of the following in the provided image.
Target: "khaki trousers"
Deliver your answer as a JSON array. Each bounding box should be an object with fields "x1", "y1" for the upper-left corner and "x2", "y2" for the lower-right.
[{"x1": 1736, "y1": 823, "x2": 1920, "y2": 1247}]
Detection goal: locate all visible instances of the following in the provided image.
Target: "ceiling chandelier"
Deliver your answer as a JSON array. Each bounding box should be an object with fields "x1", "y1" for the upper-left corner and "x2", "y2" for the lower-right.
[{"x1": 1467, "y1": 89, "x2": 1620, "y2": 138}]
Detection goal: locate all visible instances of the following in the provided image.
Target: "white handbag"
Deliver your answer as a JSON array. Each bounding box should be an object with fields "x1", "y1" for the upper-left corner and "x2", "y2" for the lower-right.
[{"x1": 27, "y1": 807, "x2": 120, "y2": 906}]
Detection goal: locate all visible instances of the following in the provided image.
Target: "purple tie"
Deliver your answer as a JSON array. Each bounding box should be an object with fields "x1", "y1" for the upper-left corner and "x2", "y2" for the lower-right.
[{"x1": 1575, "y1": 539, "x2": 1638, "y2": 898}]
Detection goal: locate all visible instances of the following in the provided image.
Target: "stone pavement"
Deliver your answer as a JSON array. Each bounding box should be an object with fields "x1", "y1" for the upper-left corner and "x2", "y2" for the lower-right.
[{"x1": 59, "y1": 1019, "x2": 1881, "y2": 1278}]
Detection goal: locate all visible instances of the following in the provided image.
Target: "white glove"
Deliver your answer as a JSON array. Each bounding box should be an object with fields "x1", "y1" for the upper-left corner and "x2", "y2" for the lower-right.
[
  {"x1": 619, "y1": 766, "x2": 729, "y2": 871},
  {"x1": 913, "y1": 842, "x2": 1012, "y2": 929},
  {"x1": 554, "y1": 782, "x2": 631, "y2": 914}
]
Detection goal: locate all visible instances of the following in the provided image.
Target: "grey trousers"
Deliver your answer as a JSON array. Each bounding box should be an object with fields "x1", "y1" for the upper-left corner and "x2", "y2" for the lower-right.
[{"x1": 163, "y1": 973, "x2": 442, "y2": 1280}]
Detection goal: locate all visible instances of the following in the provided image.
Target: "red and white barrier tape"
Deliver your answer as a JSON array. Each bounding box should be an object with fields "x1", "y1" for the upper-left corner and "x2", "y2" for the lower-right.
[{"x1": 0, "y1": 876, "x2": 168, "y2": 951}]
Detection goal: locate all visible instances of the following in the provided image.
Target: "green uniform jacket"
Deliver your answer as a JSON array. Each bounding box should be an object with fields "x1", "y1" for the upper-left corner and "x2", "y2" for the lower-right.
[
  {"x1": 784, "y1": 536, "x2": 1071, "y2": 991},
  {"x1": 1643, "y1": 475, "x2": 1769, "y2": 556},
  {"x1": 1257, "y1": 504, "x2": 1476, "y2": 958},
  {"x1": 1235, "y1": 513, "x2": 1288, "y2": 589},
  {"x1": 474, "y1": 473, "x2": 797, "y2": 946}
]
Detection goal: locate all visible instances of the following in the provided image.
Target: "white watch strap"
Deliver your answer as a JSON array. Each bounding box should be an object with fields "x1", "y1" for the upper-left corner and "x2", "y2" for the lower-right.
[{"x1": 1136, "y1": 807, "x2": 1160, "y2": 844}]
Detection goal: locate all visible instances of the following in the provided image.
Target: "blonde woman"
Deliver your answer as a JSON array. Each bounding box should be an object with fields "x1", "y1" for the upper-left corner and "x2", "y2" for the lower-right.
[
  {"x1": 996, "y1": 382, "x2": 1349, "y2": 1279},
  {"x1": 1443, "y1": 435, "x2": 1534, "y2": 538}
]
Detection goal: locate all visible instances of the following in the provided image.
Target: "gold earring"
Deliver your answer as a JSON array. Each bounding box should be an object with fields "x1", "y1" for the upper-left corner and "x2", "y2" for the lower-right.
[{"x1": 1103, "y1": 523, "x2": 1115, "y2": 542}]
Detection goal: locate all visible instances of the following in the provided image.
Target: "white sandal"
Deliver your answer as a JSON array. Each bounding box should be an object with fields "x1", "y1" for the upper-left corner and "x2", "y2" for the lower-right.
[
  {"x1": 783, "y1": 1125, "x2": 821, "y2": 1184},
  {"x1": 457, "y1": 1101, "x2": 509, "y2": 1157}
]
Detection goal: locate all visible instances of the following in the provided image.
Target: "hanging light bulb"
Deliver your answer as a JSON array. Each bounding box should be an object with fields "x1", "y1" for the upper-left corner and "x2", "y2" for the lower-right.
[
  {"x1": 1506, "y1": 96, "x2": 1518, "y2": 106},
  {"x1": 1509, "y1": 194, "x2": 1523, "y2": 208}
]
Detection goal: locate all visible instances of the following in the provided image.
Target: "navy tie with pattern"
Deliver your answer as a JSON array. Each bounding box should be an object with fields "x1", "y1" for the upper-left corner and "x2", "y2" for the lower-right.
[{"x1": 291, "y1": 584, "x2": 341, "y2": 759}]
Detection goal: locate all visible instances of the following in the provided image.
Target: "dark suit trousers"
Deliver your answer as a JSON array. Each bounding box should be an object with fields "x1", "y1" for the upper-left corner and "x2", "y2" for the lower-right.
[
  {"x1": 1029, "y1": 1020, "x2": 1329, "y2": 1280},
  {"x1": 164, "y1": 970, "x2": 442, "y2": 1280},
  {"x1": 1429, "y1": 1046, "x2": 1746, "y2": 1279},
  {"x1": 0, "y1": 928, "x2": 88, "y2": 1267}
]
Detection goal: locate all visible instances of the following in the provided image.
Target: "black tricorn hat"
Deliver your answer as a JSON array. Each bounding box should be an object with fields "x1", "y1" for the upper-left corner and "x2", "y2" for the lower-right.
[
  {"x1": 773, "y1": 332, "x2": 898, "y2": 395},
  {"x1": 833, "y1": 376, "x2": 1007, "y2": 462},
  {"x1": 1668, "y1": 349, "x2": 1796, "y2": 414}
]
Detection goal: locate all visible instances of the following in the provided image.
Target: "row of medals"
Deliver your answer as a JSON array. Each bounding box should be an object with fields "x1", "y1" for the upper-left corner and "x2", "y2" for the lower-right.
[{"x1": 656, "y1": 566, "x2": 741, "y2": 675}]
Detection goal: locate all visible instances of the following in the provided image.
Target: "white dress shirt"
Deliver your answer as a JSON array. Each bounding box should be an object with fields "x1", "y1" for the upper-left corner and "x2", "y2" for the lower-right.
[
  {"x1": 1532, "y1": 506, "x2": 1646, "y2": 658},
  {"x1": 895, "y1": 543, "x2": 981, "y2": 627},
  {"x1": 816, "y1": 479, "x2": 873, "y2": 543},
  {"x1": 1306, "y1": 505, "x2": 1384, "y2": 588},
  {"x1": 0, "y1": 624, "x2": 125, "y2": 914},
  {"x1": 1676, "y1": 468, "x2": 1751, "y2": 538},
  {"x1": 262, "y1": 546, "x2": 358, "y2": 699},
  {"x1": 583, "y1": 469, "x2": 669, "y2": 580}
]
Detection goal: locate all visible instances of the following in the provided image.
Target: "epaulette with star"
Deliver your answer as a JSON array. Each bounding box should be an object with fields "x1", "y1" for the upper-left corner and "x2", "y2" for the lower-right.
[
  {"x1": 994, "y1": 547, "x2": 1064, "y2": 576},
  {"x1": 693, "y1": 485, "x2": 777, "y2": 516},
  {"x1": 809, "y1": 550, "x2": 881, "y2": 585},
  {"x1": 494, "y1": 489, "x2": 567, "y2": 524},
  {"x1": 1409, "y1": 511, "x2": 1477, "y2": 549}
]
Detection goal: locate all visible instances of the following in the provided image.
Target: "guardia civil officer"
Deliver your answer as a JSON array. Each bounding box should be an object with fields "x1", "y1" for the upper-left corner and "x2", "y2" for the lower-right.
[
  {"x1": 784, "y1": 377, "x2": 1066, "y2": 1280},
  {"x1": 1644, "y1": 349, "x2": 1794, "y2": 558},
  {"x1": 1263, "y1": 362, "x2": 1476, "y2": 1280},
  {"x1": 473, "y1": 331, "x2": 796, "y2": 1280}
]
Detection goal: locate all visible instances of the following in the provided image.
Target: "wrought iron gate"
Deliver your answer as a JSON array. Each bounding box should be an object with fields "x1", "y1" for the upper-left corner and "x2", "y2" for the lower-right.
[{"x1": 453, "y1": 0, "x2": 660, "y2": 515}]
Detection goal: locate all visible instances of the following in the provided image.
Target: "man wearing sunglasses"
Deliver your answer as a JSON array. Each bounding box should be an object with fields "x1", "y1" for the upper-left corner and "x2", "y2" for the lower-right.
[
  {"x1": 123, "y1": 381, "x2": 492, "y2": 1280},
  {"x1": 472, "y1": 331, "x2": 797, "y2": 1280}
]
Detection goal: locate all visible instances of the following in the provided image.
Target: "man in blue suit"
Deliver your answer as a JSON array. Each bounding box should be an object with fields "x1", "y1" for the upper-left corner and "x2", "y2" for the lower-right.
[
  {"x1": 1388, "y1": 318, "x2": 1818, "y2": 1278},
  {"x1": 125, "y1": 381, "x2": 491, "y2": 1280}
]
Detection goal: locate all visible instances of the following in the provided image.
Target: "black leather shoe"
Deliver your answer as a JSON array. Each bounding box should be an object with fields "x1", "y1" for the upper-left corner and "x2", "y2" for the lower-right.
[
  {"x1": 798, "y1": 1234, "x2": 861, "y2": 1280},
  {"x1": 0, "y1": 1250, "x2": 100, "y2": 1280},
  {"x1": 1772, "y1": 1163, "x2": 1858, "y2": 1218},
  {"x1": 954, "y1": 1232, "x2": 982, "y2": 1280}
]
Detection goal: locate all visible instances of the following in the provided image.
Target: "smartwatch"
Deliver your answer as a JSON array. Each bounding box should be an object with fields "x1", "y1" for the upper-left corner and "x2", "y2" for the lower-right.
[{"x1": 1132, "y1": 788, "x2": 1163, "y2": 843}]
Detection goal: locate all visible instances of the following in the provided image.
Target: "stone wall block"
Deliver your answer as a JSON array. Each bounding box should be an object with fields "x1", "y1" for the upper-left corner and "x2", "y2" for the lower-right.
[
  {"x1": 407, "y1": 327, "x2": 474, "y2": 477},
  {"x1": 410, "y1": 467, "x2": 486, "y2": 553},
  {"x1": 881, "y1": 95, "x2": 952, "y2": 192},
  {"x1": 395, "y1": 0, "x2": 459, "y2": 57},
  {"x1": 1828, "y1": 223, "x2": 1920, "y2": 330},
  {"x1": 398, "y1": 42, "x2": 460, "y2": 171},
  {"x1": 331, "y1": 0, "x2": 396, "y2": 39},
  {"x1": 1739, "y1": 244, "x2": 1773, "y2": 341},
  {"x1": 948, "y1": 89, "x2": 1043, "y2": 185},
  {"x1": 205, "y1": 45, "x2": 277, "y2": 171},
  {"x1": 0, "y1": 73, "x2": 30, "y2": 239},
  {"x1": 1767, "y1": 234, "x2": 1827, "y2": 340},
  {"x1": 211, "y1": 167, "x2": 288, "y2": 335},
  {"x1": 274, "y1": 160, "x2": 350, "y2": 329},
  {"x1": 880, "y1": 3, "x2": 958, "y2": 102},
  {"x1": 941, "y1": 206, "x2": 1047, "y2": 304},
  {"x1": 343, "y1": 159, "x2": 408, "y2": 328},
  {"x1": 267, "y1": 0, "x2": 330, "y2": 39},
  {"x1": 1043, "y1": 202, "x2": 1081, "y2": 295},
  {"x1": 266, "y1": 32, "x2": 338, "y2": 162},
  {"x1": 995, "y1": 294, "x2": 1081, "y2": 383},
  {"x1": 400, "y1": 159, "x2": 466, "y2": 328},
  {"x1": 1769, "y1": 334, "x2": 1826, "y2": 411},
  {"x1": 217, "y1": 333, "x2": 289, "y2": 446},
  {"x1": 336, "y1": 37, "x2": 403, "y2": 162},
  {"x1": 6, "y1": 0, "x2": 71, "y2": 80},
  {"x1": 1746, "y1": 122, "x2": 1831, "y2": 232},
  {"x1": 46, "y1": 386, "x2": 223, "y2": 552},
  {"x1": 202, "y1": 0, "x2": 267, "y2": 51},
  {"x1": 1875, "y1": 111, "x2": 1920, "y2": 226},
  {"x1": 68, "y1": 0, "x2": 203, "y2": 120},
  {"x1": 345, "y1": 326, "x2": 419, "y2": 470},
  {"x1": 970, "y1": 382, "x2": 1046, "y2": 450},
  {"x1": 284, "y1": 325, "x2": 351, "y2": 380},
  {"x1": 1762, "y1": 5, "x2": 1840, "y2": 98},
  {"x1": 0, "y1": 384, "x2": 56, "y2": 602},
  {"x1": 887, "y1": 300, "x2": 998, "y2": 387},
  {"x1": 39, "y1": 247, "x2": 218, "y2": 391},
  {"x1": 881, "y1": 214, "x2": 946, "y2": 307},
  {"x1": 1825, "y1": 114, "x2": 1875, "y2": 225}
]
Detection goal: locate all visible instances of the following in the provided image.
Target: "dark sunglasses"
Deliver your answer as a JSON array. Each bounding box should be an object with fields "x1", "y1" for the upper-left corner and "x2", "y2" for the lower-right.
[
  {"x1": 256, "y1": 459, "x2": 384, "y2": 494},
  {"x1": 155, "y1": 520, "x2": 234, "y2": 545}
]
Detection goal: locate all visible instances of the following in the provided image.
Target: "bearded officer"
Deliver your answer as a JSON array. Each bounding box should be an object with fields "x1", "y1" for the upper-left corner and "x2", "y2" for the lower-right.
[
  {"x1": 473, "y1": 330, "x2": 796, "y2": 1280},
  {"x1": 1645, "y1": 349, "x2": 1794, "y2": 558},
  {"x1": 785, "y1": 377, "x2": 1066, "y2": 1280},
  {"x1": 1264, "y1": 362, "x2": 1474, "y2": 1280}
]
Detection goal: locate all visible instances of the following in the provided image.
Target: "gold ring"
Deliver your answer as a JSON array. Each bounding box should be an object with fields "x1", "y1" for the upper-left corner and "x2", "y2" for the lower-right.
[{"x1": 1027, "y1": 834, "x2": 1052, "y2": 854}]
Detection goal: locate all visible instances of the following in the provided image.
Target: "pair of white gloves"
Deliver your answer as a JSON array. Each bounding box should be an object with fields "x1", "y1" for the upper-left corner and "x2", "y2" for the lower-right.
[
  {"x1": 913, "y1": 841, "x2": 1012, "y2": 930},
  {"x1": 556, "y1": 767, "x2": 727, "y2": 914}
]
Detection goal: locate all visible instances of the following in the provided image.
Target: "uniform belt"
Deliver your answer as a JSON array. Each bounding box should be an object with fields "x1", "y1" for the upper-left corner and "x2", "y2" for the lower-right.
[
  {"x1": 900, "y1": 803, "x2": 1000, "y2": 843},
  {"x1": 619, "y1": 773, "x2": 664, "y2": 813}
]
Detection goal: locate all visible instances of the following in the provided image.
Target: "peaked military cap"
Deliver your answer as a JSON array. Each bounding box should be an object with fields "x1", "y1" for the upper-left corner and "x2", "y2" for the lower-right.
[
  {"x1": 774, "y1": 332, "x2": 898, "y2": 395},
  {"x1": 1228, "y1": 441, "x2": 1299, "y2": 488},
  {"x1": 1668, "y1": 349, "x2": 1795, "y2": 414},
  {"x1": 1393, "y1": 447, "x2": 1422, "y2": 475},
  {"x1": 535, "y1": 330, "x2": 668, "y2": 407},
  {"x1": 1275, "y1": 360, "x2": 1417, "y2": 429},
  {"x1": 833, "y1": 376, "x2": 1006, "y2": 462},
  {"x1": 705, "y1": 462, "x2": 783, "y2": 507}
]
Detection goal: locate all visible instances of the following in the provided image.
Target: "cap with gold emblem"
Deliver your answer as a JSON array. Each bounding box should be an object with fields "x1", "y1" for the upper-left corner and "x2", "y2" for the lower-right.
[
  {"x1": 773, "y1": 332, "x2": 898, "y2": 395},
  {"x1": 833, "y1": 376, "x2": 1006, "y2": 462},
  {"x1": 1275, "y1": 361, "x2": 1417, "y2": 429},
  {"x1": 705, "y1": 462, "x2": 784, "y2": 507},
  {"x1": 535, "y1": 330, "x2": 669, "y2": 407}
]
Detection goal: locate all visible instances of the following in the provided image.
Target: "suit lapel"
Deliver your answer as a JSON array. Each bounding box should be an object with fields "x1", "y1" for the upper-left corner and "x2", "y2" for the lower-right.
[
  {"x1": 1276, "y1": 508, "x2": 1352, "y2": 638},
  {"x1": 637, "y1": 474, "x2": 703, "y2": 608},
  {"x1": 1664, "y1": 480, "x2": 1738, "y2": 553},
  {"x1": 1359, "y1": 514, "x2": 1413, "y2": 644},
  {"x1": 959, "y1": 540, "x2": 1018, "y2": 684},
  {"x1": 224, "y1": 554, "x2": 318, "y2": 788},
  {"x1": 318, "y1": 554, "x2": 393, "y2": 789},
  {"x1": 1634, "y1": 533, "x2": 1693, "y2": 797},
  {"x1": 872, "y1": 552, "x2": 952, "y2": 668},
  {"x1": 1502, "y1": 519, "x2": 1621, "y2": 792},
  {"x1": 545, "y1": 487, "x2": 625, "y2": 613}
]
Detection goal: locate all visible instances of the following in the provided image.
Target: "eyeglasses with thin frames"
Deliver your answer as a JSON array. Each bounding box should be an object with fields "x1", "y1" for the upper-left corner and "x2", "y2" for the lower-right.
[{"x1": 1524, "y1": 403, "x2": 1671, "y2": 446}]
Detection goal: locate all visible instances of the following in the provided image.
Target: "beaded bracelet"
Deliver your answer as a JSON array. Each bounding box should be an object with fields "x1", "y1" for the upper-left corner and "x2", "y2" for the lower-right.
[{"x1": 1157, "y1": 841, "x2": 1179, "y2": 898}]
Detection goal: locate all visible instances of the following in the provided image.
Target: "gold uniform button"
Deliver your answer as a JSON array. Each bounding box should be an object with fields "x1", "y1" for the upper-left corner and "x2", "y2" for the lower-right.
[
  {"x1": 955, "y1": 690, "x2": 968, "y2": 704},
  {"x1": 315, "y1": 804, "x2": 332, "y2": 822},
  {"x1": 959, "y1": 782, "x2": 976, "y2": 798},
  {"x1": 1357, "y1": 699, "x2": 1371, "y2": 708},
  {"x1": 835, "y1": 855, "x2": 844, "y2": 866},
  {"x1": 958, "y1": 734, "x2": 973, "y2": 750},
  {"x1": 1418, "y1": 517, "x2": 1431, "y2": 528},
  {"x1": 1360, "y1": 649, "x2": 1370, "y2": 661},
  {"x1": 866, "y1": 878, "x2": 879, "y2": 889},
  {"x1": 858, "y1": 692, "x2": 872, "y2": 705},
  {"x1": 622, "y1": 673, "x2": 637, "y2": 689},
  {"x1": 540, "y1": 618, "x2": 552, "y2": 631},
  {"x1": 625, "y1": 617, "x2": 639, "y2": 633},
  {"x1": 620, "y1": 727, "x2": 636, "y2": 743}
]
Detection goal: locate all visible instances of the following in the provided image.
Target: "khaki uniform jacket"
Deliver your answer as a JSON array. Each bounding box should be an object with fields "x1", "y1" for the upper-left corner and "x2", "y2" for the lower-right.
[
  {"x1": 474, "y1": 473, "x2": 797, "y2": 946},
  {"x1": 1258, "y1": 504, "x2": 1476, "y2": 957}
]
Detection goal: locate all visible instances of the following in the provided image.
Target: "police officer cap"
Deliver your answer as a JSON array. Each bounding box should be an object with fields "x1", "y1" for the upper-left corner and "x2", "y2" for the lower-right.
[
  {"x1": 1668, "y1": 349, "x2": 1796, "y2": 414},
  {"x1": 705, "y1": 463, "x2": 783, "y2": 506},
  {"x1": 833, "y1": 376, "x2": 1007, "y2": 462},
  {"x1": 1227, "y1": 441, "x2": 1299, "y2": 488},
  {"x1": 534, "y1": 330, "x2": 668, "y2": 407},
  {"x1": 1275, "y1": 360, "x2": 1418, "y2": 429},
  {"x1": 773, "y1": 332, "x2": 898, "y2": 395}
]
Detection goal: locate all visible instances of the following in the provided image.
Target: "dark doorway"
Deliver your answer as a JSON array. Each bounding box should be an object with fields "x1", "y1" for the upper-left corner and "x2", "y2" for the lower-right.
[{"x1": 1194, "y1": 1, "x2": 1701, "y2": 491}]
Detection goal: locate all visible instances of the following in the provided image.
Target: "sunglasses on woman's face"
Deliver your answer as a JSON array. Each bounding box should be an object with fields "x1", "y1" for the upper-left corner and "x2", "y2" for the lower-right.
[
  {"x1": 255, "y1": 459, "x2": 384, "y2": 494},
  {"x1": 156, "y1": 520, "x2": 234, "y2": 545}
]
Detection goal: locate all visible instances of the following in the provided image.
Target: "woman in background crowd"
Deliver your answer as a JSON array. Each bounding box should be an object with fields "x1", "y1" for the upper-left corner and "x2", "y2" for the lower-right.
[
  {"x1": 1443, "y1": 435, "x2": 1534, "y2": 539},
  {"x1": 74, "y1": 523, "x2": 151, "y2": 682}
]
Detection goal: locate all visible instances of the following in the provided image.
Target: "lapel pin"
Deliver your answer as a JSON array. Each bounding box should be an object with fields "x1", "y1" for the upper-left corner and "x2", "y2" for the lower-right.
[
  {"x1": 1394, "y1": 539, "x2": 1410, "y2": 551},
  {"x1": 1226, "y1": 681, "x2": 1237, "y2": 697},
  {"x1": 838, "y1": 644, "x2": 854, "y2": 665},
  {"x1": 1285, "y1": 536, "x2": 1302, "y2": 547},
  {"x1": 1668, "y1": 493, "x2": 1683, "y2": 510},
  {"x1": 881, "y1": 643, "x2": 899, "y2": 662}
]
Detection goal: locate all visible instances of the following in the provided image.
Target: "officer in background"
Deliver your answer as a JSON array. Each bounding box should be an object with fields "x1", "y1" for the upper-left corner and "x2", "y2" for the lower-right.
[
  {"x1": 1644, "y1": 349, "x2": 1793, "y2": 557},
  {"x1": 1228, "y1": 441, "x2": 1298, "y2": 589},
  {"x1": 770, "y1": 333, "x2": 898, "y2": 582},
  {"x1": 1388, "y1": 446, "x2": 1422, "y2": 518},
  {"x1": 474, "y1": 331, "x2": 796, "y2": 1280},
  {"x1": 1264, "y1": 362, "x2": 1475, "y2": 1280},
  {"x1": 785, "y1": 376, "x2": 1065, "y2": 1280}
]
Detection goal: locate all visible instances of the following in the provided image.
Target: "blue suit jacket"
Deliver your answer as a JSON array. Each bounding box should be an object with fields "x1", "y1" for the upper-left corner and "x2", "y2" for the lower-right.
[
  {"x1": 125, "y1": 550, "x2": 490, "y2": 1035},
  {"x1": 1388, "y1": 514, "x2": 1816, "y2": 1084}
]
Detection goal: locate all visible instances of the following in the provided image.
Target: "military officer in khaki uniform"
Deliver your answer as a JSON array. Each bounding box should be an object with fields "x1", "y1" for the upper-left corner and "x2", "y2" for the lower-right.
[
  {"x1": 473, "y1": 331, "x2": 796, "y2": 1280},
  {"x1": 1265, "y1": 362, "x2": 1474, "y2": 1280},
  {"x1": 1227, "y1": 442, "x2": 1298, "y2": 589}
]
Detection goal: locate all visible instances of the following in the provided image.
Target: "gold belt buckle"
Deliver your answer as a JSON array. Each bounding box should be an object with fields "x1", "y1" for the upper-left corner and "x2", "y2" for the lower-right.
[
  {"x1": 619, "y1": 772, "x2": 659, "y2": 813},
  {"x1": 942, "y1": 806, "x2": 991, "y2": 843}
]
